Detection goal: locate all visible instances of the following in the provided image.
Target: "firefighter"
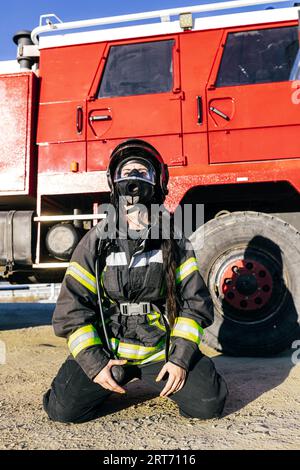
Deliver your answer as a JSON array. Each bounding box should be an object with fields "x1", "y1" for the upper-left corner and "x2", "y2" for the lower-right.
[{"x1": 43, "y1": 139, "x2": 228, "y2": 423}]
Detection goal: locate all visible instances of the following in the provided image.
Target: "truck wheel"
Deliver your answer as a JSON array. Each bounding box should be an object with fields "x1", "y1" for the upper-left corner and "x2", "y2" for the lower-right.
[{"x1": 189, "y1": 211, "x2": 300, "y2": 356}]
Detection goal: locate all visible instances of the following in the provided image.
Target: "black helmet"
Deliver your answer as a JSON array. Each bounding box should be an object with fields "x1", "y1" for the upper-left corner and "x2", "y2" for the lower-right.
[{"x1": 107, "y1": 139, "x2": 169, "y2": 204}]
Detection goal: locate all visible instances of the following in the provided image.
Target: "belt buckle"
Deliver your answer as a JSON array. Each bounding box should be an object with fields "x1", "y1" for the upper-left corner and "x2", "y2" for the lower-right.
[{"x1": 120, "y1": 302, "x2": 151, "y2": 316}]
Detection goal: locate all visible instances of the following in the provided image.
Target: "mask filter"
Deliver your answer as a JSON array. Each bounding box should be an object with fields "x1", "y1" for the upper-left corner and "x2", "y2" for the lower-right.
[{"x1": 114, "y1": 158, "x2": 156, "y2": 205}]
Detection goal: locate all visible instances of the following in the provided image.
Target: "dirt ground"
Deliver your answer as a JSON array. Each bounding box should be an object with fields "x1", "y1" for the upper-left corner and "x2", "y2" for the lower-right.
[{"x1": 0, "y1": 303, "x2": 299, "y2": 450}]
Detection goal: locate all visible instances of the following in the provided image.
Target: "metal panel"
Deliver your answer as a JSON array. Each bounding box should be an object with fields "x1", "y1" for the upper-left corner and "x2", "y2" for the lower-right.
[{"x1": 0, "y1": 73, "x2": 37, "y2": 195}]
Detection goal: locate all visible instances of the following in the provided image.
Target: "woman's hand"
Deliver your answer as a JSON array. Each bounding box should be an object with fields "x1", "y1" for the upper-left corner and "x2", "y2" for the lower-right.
[
  {"x1": 156, "y1": 361, "x2": 187, "y2": 397},
  {"x1": 93, "y1": 359, "x2": 127, "y2": 394}
]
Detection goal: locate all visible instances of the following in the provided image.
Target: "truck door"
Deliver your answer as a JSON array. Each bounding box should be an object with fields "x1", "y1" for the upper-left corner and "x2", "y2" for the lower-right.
[
  {"x1": 37, "y1": 44, "x2": 106, "y2": 173},
  {"x1": 207, "y1": 23, "x2": 299, "y2": 164},
  {"x1": 87, "y1": 37, "x2": 184, "y2": 170}
]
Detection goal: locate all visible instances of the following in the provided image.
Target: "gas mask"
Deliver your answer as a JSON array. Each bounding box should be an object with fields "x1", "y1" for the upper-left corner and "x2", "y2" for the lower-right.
[{"x1": 113, "y1": 157, "x2": 156, "y2": 206}]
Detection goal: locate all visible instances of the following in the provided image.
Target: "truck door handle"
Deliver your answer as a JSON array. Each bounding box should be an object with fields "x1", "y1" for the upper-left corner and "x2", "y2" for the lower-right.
[
  {"x1": 76, "y1": 106, "x2": 83, "y2": 134},
  {"x1": 89, "y1": 115, "x2": 112, "y2": 122},
  {"x1": 197, "y1": 96, "x2": 203, "y2": 124},
  {"x1": 209, "y1": 106, "x2": 230, "y2": 121}
]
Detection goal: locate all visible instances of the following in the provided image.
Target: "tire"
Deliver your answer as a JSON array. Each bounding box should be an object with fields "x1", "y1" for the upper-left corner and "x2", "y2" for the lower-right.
[{"x1": 189, "y1": 211, "x2": 300, "y2": 356}]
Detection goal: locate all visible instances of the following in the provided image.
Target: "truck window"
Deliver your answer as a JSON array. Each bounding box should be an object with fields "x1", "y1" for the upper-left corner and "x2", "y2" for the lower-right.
[
  {"x1": 216, "y1": 26, "x2": 298, "y2": 87},
  {"x1": 98, "y1": 40, "x2": 174, "y2": 98}
]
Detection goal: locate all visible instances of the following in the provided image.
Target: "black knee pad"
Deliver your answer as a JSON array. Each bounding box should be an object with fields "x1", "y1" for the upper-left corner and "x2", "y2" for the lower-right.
[
  {"x1": 179, "y1": 378, "x2": 228, "y2": 420},
  {"x1": 43, "y1": 389, "x2": 81, "y2": 424},
  {"x1": 180, "y1": 398, "x2": 225, "y2": 420}
]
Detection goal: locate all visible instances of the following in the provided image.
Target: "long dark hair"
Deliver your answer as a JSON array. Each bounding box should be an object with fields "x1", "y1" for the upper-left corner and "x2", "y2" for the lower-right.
[{"x1": 161, "y1": 213, "x2": 179, "y2": 328}]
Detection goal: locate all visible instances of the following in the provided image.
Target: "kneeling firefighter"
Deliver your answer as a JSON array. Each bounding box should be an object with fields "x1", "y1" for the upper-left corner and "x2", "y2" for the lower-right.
[{"x1": 43, "y1": 139, "x2": 228, "y2": 423}]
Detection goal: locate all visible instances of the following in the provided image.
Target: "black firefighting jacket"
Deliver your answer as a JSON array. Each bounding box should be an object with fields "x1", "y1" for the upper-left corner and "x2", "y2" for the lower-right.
[{"x1": 52, "y1": 217, "x2": 214, "y2": 380}]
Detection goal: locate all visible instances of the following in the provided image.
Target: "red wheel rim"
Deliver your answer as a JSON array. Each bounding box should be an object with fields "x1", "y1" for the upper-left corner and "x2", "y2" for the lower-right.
[{"x1": 221, "y1": 258, "x2": 273, "y2": 311}]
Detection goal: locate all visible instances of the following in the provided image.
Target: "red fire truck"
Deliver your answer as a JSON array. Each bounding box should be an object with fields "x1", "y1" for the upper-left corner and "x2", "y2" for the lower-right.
[{"x1": 1, "y1": 0, "x2": 300, "y2": 356}]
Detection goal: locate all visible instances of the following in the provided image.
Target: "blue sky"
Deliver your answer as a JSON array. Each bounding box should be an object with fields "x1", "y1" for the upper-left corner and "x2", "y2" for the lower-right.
[{"x1": 0, "y1": 0, "x2": 295, "y2": 60}]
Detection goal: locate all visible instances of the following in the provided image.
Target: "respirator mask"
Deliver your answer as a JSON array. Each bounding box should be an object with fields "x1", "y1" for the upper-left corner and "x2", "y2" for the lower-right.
[{"x1": 113, "y1": 157, "x2": 156, "y2": 205}]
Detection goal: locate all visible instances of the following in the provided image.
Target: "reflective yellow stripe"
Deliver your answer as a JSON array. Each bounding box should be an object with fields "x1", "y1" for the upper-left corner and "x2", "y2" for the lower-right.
[
  {"x1": 118, "y1": 350, "x2": 153, "y2": 360},
  {"x1": 171, "y1": 317, "x2": 203, "y2": 345},
  {"x1": 109, "y1": 336, "x2": 167, "y2": 365},
  {"x1": 134, "y1": 349, "x2": 166, "y2": 365},
  {"x1": 96, "y1": 336, "x2": 165, "y2": 364},
  {"x1": 176, "y1": 257, "x2": 199, "y2": 284},
  {"x1": 116, "y1": 338, "x2": 165, "y2": 360},
  {"x1": 66, "y1": 262, "x2": 97, "y2": 294},
  {"x1": 71, "y1": 337, "x2": 102, "y2": 358},
  {"x1": 68, "y1": 324, "x2": 97, "y2": 346},
  {"x1": 68, "y1": 324, "x2": 101, "y2": 358},
  {"x1": 176, "y1": 317, "x2": 204, "y2": 334},
  {"x1": 147, "y1": 311, "x2": 166, "y2": 332},
  {"x1": 116, "y1": 349, "x2": 165, "y2": 365},
  {"x1": 71, "y1": 262, "x2": 96, "y2": 284},
  {"x1": 118, "y1": 343, "x2": 160, "y2": 359},
  {"x1": 68, "y1": 325, "x2": 166, "y2": 364},
  {"x1": 110, "y1": 337, "x2": 119, "y2": 350}
]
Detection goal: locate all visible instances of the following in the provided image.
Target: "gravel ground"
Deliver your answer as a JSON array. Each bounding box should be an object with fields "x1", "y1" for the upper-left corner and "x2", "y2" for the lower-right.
[{"x1": 0, "y1": 303, "x2": 299, "y2": 450}]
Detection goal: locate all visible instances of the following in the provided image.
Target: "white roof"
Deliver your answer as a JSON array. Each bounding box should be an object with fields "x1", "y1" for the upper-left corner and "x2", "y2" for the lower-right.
[
  {"x1": 38, "y1": 5, "x2": 299, "y2": 50},
  {"x1": 0, "y1": 60, "x2": 19, "y2": 74}
]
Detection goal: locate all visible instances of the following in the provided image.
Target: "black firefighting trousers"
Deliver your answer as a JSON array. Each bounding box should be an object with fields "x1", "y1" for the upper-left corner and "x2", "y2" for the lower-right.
[{"x1": 43, "y1": 350, "x2": 228, "y2": 423}]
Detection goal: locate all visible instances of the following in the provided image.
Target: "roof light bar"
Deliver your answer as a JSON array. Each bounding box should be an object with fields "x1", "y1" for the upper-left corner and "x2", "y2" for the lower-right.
[{"x1": 31, "y1": 0, "x2": 291, "y2": 45}]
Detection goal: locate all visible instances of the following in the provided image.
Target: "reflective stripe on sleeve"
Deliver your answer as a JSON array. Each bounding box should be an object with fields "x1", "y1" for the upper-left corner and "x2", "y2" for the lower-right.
[
  {"x1": 66, "y1": 262, "x2": 97, "y2": 294},
  {"x1": 171, "y1": 317, "x2": 203, "y2": 345},
  {"x1": 175, "y1": 257, "x2": 199, "y2": 284},
  {"x1": 68, "y1": 324, "x2": 101, "y2": 358}
]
